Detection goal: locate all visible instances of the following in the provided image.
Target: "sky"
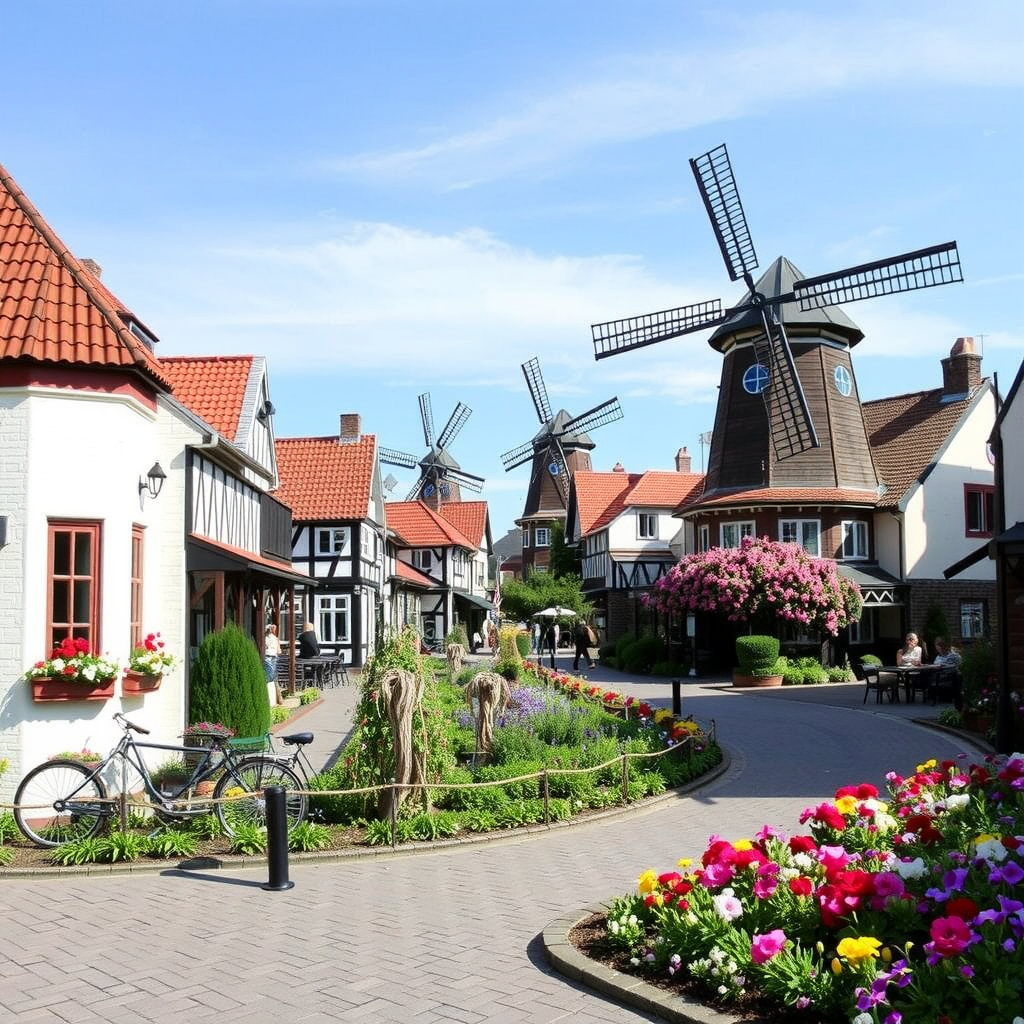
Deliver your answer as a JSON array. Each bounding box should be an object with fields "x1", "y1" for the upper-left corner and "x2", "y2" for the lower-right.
[{"x1": 2, "y1": 0, "x2": 1022, "y2": 539}]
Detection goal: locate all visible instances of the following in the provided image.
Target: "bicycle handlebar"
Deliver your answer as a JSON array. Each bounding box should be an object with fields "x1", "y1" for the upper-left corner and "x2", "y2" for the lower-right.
[{"x1": 113, "y1": 711, "x2": 150, "y2": 735}]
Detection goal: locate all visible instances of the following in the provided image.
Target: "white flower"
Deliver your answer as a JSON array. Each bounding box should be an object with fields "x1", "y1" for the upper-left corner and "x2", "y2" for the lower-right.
[
  {"x1": 793, "y1": 852, "x2": 816, "y2": 872},
  {"x1": 873, "y1": 812, "x2": 899, "y2": 832},
  {"x1": 853, "y1": 1014, "x2": 873, "y2": 1024},
  {"x1": 975, "y1": 838, "x2": 1007, "y2": 863},
  {"x1": 609, "y1": 921, "x2": 620, "y2": 935},
  {"x1": 940, "y1": 794, "x2": 970, "y2": 813},
  {"x1": 80, "y1": 664, "x2": 97, "y2": 682},
  {"x1": 895, "y1": 857, "x2": 927, "y2": 879},
  {"x1": 713, "y1": 892, "x2": 743, "y2": 921}
]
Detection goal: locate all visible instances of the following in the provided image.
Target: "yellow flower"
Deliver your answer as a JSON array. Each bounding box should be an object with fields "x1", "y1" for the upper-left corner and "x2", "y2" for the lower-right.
[
  {"x1": 837, "y1": 936, "x2": 882, "y2": 967},
  {"x1": 654, "y1": 709, "x2": 673, "y2": 723},
  {"x1": 676, "y1": 857, "x2": 693, "y2": 868},
  {"x1": 638, "y1": 869, "x2": 658, "y2": 894},
  {"x1": 916, "y1": 758, "x2": 937, "y2": 773},
  {"x1": 881, "y1": 947, "x2": 892, "y2": 963},
  {"x1": 831, "y1": 958, "x2": 842, "y2": 975},
  {"x1": 973, "y1": 833, "x2": 997, "y2": 845},
  {"x1": 834, "y1": 795, "x2": 858, "y2": 815},
  {"x1": 733, "y1": 839, "x2": 753, "y2": 851}
]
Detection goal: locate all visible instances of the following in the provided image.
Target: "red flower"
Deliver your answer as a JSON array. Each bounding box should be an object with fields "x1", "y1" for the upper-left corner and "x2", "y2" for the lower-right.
[
  {"x1": 930, "y1": 915, "x2": 972, "y2": 957},
  {"x1": 945, "y1": 897, "x2": 979, "y2": 921},
  {"x1": 789, "y1": 876, "x2": 812, "y2": 897},
  {"x1": 835, "y1": 782, "x2": 878, "y2": 801},
  {"x1": 789, "y1": 835, "x2": 818, "y2": 855}
]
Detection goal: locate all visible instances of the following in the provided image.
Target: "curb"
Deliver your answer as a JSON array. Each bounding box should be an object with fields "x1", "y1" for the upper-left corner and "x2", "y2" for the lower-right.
[{"x1": 542, "y1": 907, "x2": 731, "y2": 1024}]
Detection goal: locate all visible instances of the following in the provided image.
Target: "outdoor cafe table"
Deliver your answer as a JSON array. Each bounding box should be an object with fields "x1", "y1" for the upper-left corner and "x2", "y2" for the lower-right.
[{"x1": 879, "y1": 663, "x2": 944, "y2": 703}]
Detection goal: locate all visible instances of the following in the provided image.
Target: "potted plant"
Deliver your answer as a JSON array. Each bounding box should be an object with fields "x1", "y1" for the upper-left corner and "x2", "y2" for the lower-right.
[
  {"x1": 123, "y1": 631, "x2": 175, "y2": 693},
  {"x1": 182, "y1": 721, "x2": 235, "y2": 769},
  {"x1": 24, "y1": 637, "x2": 119, "y2": 701},
  {"x1": 49, "y1": 748, "x2": 103, "y2": 766},
  {"x1": 732, "y1": 635, "x2": 784, "y2": 688}
]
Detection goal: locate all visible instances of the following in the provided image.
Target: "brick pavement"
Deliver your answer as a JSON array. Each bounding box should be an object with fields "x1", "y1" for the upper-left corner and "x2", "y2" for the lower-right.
[{"x1": 0, "y1": 659, "x2": 989, "y2": 1024}]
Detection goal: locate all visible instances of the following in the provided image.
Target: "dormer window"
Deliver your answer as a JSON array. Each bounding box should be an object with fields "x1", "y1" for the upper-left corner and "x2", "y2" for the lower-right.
[
  {"x1": 638, "y1": 513, "x2": 657, "y2": 539},
  {"x1": 125, "y1": 317, "x2": 159, "y2": 352}
]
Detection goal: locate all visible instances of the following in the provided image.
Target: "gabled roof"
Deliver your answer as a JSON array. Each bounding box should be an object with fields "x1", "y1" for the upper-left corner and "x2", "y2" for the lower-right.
[
  {"x1": 575, "y1": 470, "x2": 704, "y2": 537},
  {"x1": 0, "y1": 162, "x2": 170, "y2": 388},
  {"x1": 683, "y1": 486, "x2": 878, "y2": 513},
  {"x1": 437, "y1": 501, "x2": 488, "y2": 549},
  {"x1": 385, "y1": 500, "x2": 476, "y2": 549},
  {"x1": 863, "y1": 384, "x2": 987, "y2": 509},
  {"x1": 274, "y1": 435, "x2": 377, "y2": 520},
  {"x1": 160, "y1": 356, "x2": 255, "y2": 441}
]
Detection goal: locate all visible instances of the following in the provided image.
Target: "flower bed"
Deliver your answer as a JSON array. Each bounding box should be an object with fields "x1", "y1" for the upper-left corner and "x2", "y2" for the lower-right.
[{"x1": 598, "y1": 753, "x2": 1024, "y2": 1022}]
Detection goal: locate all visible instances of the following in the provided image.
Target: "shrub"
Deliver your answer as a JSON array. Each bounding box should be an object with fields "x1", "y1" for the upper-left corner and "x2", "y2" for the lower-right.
[
  {"x1": 860, "y1": 654, "x2": 882, "y2": 667},
  {"x1": 650, "y1": 660, "x2": 690, "y2": 678},
  {"x1": 827, "y1": 665, "x2": 853, "y2": 682},
  {"x1": 621, "y1": 635, "x2": 666, "y2": 674},
  {"x1": 298, "y1": 687, "x2": 320, "y2": 705},
  {"x1": 494, "y1": 625, "x2": 524, "y2": 680},
  {"x1": 782, "y1": 666, "x2": 805, "y2": 686},
  {"x1": 188, "y1": 623, "x2": 270, "y2": 739},
  {"x1": 270, "y1": 706, "x2": 291, "y2": 725},
  {"x1": 444, "y1": 624, "x2": 469, "y2": 650},
  {"x1": 735, "y1": 635, "x2": 780, "y2": 673},
  {"x1": 800, "y1": 664, "x2": 829, "y2": 685},
  {"x1": 514, "y1": 631, "x2": 531, "y2": 658}
]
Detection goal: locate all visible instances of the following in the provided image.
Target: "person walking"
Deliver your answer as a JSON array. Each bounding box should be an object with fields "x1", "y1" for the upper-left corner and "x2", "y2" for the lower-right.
[
  {"x1": 572, "y1": 620, "x2": 591, "y2": 672},
  {"x1": 532, "y1": 621, "x2": 541, "y2": 654},
  {"x1": 545, "y1": 623, "x2": 557, "y2": 668},
  {"x1": 263, "y1": 623, "x2": 282, "y2": 705}
]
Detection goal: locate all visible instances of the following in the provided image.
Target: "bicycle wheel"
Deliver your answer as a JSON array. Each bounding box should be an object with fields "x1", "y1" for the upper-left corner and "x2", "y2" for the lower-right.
[
  {"x1": 14, "y1": 759, "x2": 109, "y2": 848},
  {"x1": 214, "y1": 758, "x2": 306, "y2": 837}
]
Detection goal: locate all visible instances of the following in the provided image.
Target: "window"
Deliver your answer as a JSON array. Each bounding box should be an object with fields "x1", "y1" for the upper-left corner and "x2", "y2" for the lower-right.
[
  {"x1": 743, "y1": 364, "x2": 770, "y2": 394},
  {"x1": 475, "y1": 562, "x2": 485, "y2": 588},
  {"x1": 779, "y1": 518, "x2": 820, "y2": 556},
  {"x1": 848, "y1": 612, "x2": 874, "y2": 644},
  {"x1": 535, "y1": 528, "x2": 550, "y2": 547},
  {"x1": 130, "y1": 526, "x2": 144, "y2": 648},
  {"x1": 698, "y1": 524, "x2": 710, "y2": 553},
  {"x1": 638, "y1": 513, "x2": 657, "y2": 539},
  {"x1": 316, "y1": 527, "x2": 350, "y2": 555},
  {"x1": 960, "y1": 600, "x2": 986, "y2": 639},
  {"x1": 411, "y1": 549, "x2": 432, "y2": 571},
  {"x1": 964, "y1": 485, "x2": 995, "y2": 537},
  {"x1": 841, "y1": 520, "x2": 869, "y2": 560},
  {"x1": 317, "y1": 594, "x2": 350, "y2": 643},
  {"x1": 48, "y1": 521, "x2": 101, "y2": 650},
  {"x1": 522, "y1": 528, "x2": 530, "y2": 549},
  {"x1": 833, "y1": 365, "x2": 853, "y2": 397},
  {"x1": 360, "y1": 527, "x2": 369, "y2": 557},
  {"x1": 720, "y1": 521, "x2": 754, "y2": 549}
]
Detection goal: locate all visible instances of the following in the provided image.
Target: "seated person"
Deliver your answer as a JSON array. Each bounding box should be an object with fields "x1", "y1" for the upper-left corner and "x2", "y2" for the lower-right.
[
  {"x1": 932, "y1": 637, "x2": 963, "y2": 708},
  {"x1": 298, "y1": 622, "x2": 320, "y2": 658},
  {"x1": 896, "y1": 632, "x2": 922, "y2": 667},
  {"x1": 933, "y1": 637, "x2": 961, "y2": 670}
]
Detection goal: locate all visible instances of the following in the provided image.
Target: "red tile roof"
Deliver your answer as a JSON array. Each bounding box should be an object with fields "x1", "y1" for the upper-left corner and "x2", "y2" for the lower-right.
[
  {"x1": 274, "y1": 435, "x2": 377, "y2": 520},
  {"x1": 575, "y1": 470, "x2": 704, "y2": 536},
  {"x1": 394, "y1": 559, "x2": 435, "y2": 588},
  {"x1": 0, "y1": 162, "x2": 170, "y2": 388},
  {"x1": 863, "y1": 386, "x2": 982, "y2": 508},
  {"x1": 160, "y1": 355, "x2": 254, "y2": 441},
  {"x1": 385, "y1": 501, "x2": 477, "y2": 549},
  {"x1": 686, "y1": 486, "x2": 879, "y2": 512},
  {"x1": 437, "y1": 501, "x2": 488, "y2": 548}
]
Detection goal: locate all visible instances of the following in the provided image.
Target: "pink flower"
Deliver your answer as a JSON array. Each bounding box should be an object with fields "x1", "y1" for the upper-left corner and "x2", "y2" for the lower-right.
[
  {"x1": 751, "y1": 929, "x2": 787, "y2": 965},
  {"x1": 929, "y1": 916, "x2": 972, "y2": 957}
]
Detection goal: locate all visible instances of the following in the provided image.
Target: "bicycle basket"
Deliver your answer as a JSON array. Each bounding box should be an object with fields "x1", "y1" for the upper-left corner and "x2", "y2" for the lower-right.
[{"x1": 227, "y1": 734, "x2": 272, "y2": 754}]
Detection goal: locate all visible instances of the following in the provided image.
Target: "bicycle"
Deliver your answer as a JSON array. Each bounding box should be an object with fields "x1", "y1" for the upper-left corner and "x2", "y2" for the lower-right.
[
  {"x1": 13, "y1": 712, "x2": 307, "y2": 848},
  {"x1": 226, "y1": 730, "x2": 318, "y2": 789}
]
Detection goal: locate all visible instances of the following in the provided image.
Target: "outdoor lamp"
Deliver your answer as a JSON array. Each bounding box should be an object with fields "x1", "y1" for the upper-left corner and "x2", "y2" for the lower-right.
[{"x1": 139, "y1": 462, "x2": 167, "y2": 500}]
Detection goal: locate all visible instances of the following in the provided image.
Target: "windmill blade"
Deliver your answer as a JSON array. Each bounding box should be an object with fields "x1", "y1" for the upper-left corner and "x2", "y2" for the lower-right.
[
  {"x1": 544, "y1": 438, "x2": 570, "y2": 504},
  {"x1": 436, "y1": 401, "x2": 472, "y2": 450},
  {"x1": 522, "y1": 357, "x2": 553, "y2": 424},
  {"x1": 690, "y1": 143, "x2": 759, "y2": 283},
  {"x1": 560, "y1": 396, "x2": 624, "y2": 437},
  {"x1": 406, "y1": 475, "x2": 431, "y2": 502},
  {"x1": 500, "y1": 438, "x2": 536, "y2": 471},
  {"x1": 379, "y1": 446, "x2": 419, "y2": 469},
  {"x1": 592, "y1": 300, "x2": 727, "y2": 360},
  {"x1": 418, "y1": 393, "x2": 436, "y2": 448},
  {"x1": 752, "y1": 309, "x2": 819, "y2": 461},
  {"x1": 792, "y1": 242, "x2": 962, "y2": 311},
  {"x1": 446, "y1": 468, "x2": 485, "y2": 493}
]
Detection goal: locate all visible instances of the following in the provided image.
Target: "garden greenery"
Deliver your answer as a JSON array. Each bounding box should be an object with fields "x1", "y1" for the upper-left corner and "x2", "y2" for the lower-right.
[{"x1": 188, "y1": 623, "x2": 270, "y2": 738}]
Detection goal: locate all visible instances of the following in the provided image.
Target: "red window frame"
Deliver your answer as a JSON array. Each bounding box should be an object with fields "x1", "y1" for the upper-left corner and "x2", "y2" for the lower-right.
[
  {"x1": 131, "y1": 525, "x2": 145, "y2": 648},
  {"x1": 47, "y1": 520, "x2": 102, "y2": 652},
  {"x1": 963, "y1": 484, "x2": 995, "y2": 538}
]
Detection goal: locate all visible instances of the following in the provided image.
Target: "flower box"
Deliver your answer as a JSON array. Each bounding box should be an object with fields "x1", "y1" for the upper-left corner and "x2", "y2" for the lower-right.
[
  {"x1": 122, "y1": 670, "x2": 163, "y2": 694},
  {"x1": 31, "y1": 676, "x2": 115, "y2": 702}
]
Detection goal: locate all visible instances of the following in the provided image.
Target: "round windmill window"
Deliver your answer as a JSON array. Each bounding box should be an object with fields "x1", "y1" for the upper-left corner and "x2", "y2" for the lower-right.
[
  {"x1": 742, "y1": 363, "x2": 770, "y2": 394},
  {"x1": 833, "y1": 365, "x2": 853, "y2": 397}
]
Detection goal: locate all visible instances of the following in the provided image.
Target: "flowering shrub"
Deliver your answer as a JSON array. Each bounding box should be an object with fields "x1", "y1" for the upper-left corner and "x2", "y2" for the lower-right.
[
  {"x1": 49, "y1": 748, "x2": 103, "y2": 763},
  {"x1": 128, "y1": 632, "x2": 175, "y2": 675},
  {"x1": 603, "y1": 753, "x2": 1024, "y2": 1022},
  {"x1": 183, "y1": 721, "x2": 235, "y2": 738},
  {"x1": 24, "y1": 637, "x2": 118, "y2": 684},
  {"x1": 644, "y1": 536, "x2": 862, "y2": 637}
]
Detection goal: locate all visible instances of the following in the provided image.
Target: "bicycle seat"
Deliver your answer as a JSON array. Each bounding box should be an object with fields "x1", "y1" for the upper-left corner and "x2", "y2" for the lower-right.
[{"x1": 280, "y1": 732, "x2": 314, "y2": 746}]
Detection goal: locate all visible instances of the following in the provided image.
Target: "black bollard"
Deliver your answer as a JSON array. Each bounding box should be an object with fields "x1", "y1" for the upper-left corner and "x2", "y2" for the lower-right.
[
  {"x1": 672, "y1": 678, "x2": 682, "y2": 717},
  {"x1": 262, "y1": 785, "x2": 295, "y2": 891}
]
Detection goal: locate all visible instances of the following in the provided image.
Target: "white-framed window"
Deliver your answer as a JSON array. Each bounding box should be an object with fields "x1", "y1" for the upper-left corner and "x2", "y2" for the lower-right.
[
  {"x1": 535, "y1": 527, "x2": 550, "y2": 547},
  {"x1": 475, "y1": 561, "x2": 485, "y2": 588},
  {"x1": 411, "y1": 549, "x2": 432, "y2": 571},
  {"x1": 841, "y1": 520, "x2": 869, "y2": 560},
  {"x1": 833, "y1": 365, "x2": 853, "y2": 397},
  {"x1": 360, "y1": 526, "x2": 369, "y2": 557},
  {"x1": 317, "y1": 593, "x2": 350, "y2": 643},
  {"x1": 743, "y1": 363, "x2": 770, "y2": 395},
  {"x1": 960, "y1": 600, "x2": 986, "y2": 639},
  {"x1": 779, "y1": 518, "x2": 820, "y2": 556},
  {"x1": 848, "y1": 614, "x2": 874, "y2": 644},
  {"x1": 698, "y1": 524, "x2": 710, "y2": 553},
  {"x1": 316, "y1": 527, "x2": 350, "y2": 555},
  {"x1": 720, "y1": 521, "x2": 755, "y2": 549},
  {"x1": 522, "y1": 528, "x2": 530, "y2": 549},
  {"x1": 638, "y1": 513, "x2": 657, "y2": 539}
]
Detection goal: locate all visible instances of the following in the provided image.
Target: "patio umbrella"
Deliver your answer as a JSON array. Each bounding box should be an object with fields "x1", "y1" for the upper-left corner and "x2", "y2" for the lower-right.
[{"x1": 532, "y1": 606, "x2": 577, "y2": 618}]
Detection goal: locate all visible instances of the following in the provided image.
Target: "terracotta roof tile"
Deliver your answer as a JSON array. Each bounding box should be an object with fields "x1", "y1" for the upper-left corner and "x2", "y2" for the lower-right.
[
  {"x1": 274, "y1": 435, "x2": 377, "y2": 520},
  {"x1": 626, "y1": 471, "x2": 704, "y2": 509},
  {"x1": 437, "y1": 502, "x2": 488, "y2": 548},
  {"x1": 385, "y1": 501, "x2": 476, "y2": 549},
  {"x1": 863, "y1": 387, "x2": 980, "y2": 508},
  {"x1": 394, "y1": 559, "x2": 435, "y2": 588},
  {"x1": 686, "y1": 486, "x2": 879, "y2": 512},
  {"x1": 575, "y1": 470, "x2": 705, "y2": 536},
  {"x1": 0, "y1": 162, "x2": 169, "y2": 388},
  {"x1": 160, "y1": 355, "x2": 254, "y2": 440}
]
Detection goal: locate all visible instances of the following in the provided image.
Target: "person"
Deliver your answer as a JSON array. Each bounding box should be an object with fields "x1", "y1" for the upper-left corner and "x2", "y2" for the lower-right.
[
  {"x1": 896, "y1": 632, "x2": 922, "y2": 667},
  {"x1": 545, "y1": 623, "x2": 557, "y2": 668},
  {"x1": 471, "y1": 630, "x2": 482, "y2": 653},
  {"x1": 298, "y1": 621, "x2": 320, "y2": 659},
  {"x1": 572, "y1": 620, "x2": 592, "y2": 672},
  {"x1": 532, "y1": 621, "x2": 541, "y2": 654},
  {"x1": 933, "y1": 637, "x2": 963, "y2": 708},
  {"x1": 553, "y1": 622, "x2": 560, "y2": 653},
  {"x1": 263, "y1": 623, "x2": 282, "y2": 705}
]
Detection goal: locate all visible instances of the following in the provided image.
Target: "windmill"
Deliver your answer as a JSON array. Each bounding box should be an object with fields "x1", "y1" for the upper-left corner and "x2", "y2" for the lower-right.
[
  {"x1": 591, "y1": 143, "x2": 963, "y2": 487},
  {"x1": 500, "y1": 357, "x2": 623, "y2": 513},
  {"x1": 379, "y1": 392, "x2": 485, "y2": 506}
]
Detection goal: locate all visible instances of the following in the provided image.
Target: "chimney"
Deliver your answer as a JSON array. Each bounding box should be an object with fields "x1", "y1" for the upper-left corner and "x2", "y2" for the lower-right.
[
  {"x1": 941, "y1": 337, "x2": 982, "y2": 398},
  {"x1": 339, "y1": 413, "x2": 361, "y2": 443},
  {"x1": 612, "y1": 462, "x2": 625, "y2": 473},
  {"x1": 80, "y1": 258, "x2": 102, "y2": 279},
  {"x1": 675, "y1": 446, "x2": 692, "y2": 473}
]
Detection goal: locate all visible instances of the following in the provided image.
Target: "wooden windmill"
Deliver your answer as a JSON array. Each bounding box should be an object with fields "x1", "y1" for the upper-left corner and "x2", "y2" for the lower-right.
[
  {"x1": 591, "y1": 143, "x2": 963, "y2": 496},
  {"x1": 380, "y1": 393, "x2": 485, "y2": 508}
]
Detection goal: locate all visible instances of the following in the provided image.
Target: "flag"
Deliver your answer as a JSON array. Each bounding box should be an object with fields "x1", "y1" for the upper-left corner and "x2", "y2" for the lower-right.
[{"x1": 492, "y1": 564, "x2": 502, "y2": 621}]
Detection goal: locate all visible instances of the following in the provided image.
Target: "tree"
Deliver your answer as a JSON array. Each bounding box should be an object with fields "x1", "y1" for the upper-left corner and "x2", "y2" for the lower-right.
[
  {"x1": 548, "y1": 520, "x2": 582, "y2": 578},
  {"x1": 644, "y1": 537, "x2": 862, "y2": 637},
  {"x1": 498, "y1": 570, "x2": 591, "y2": 624},
  {"x1": 188, "y1": 622, "x2": 271, "y2": 736}
]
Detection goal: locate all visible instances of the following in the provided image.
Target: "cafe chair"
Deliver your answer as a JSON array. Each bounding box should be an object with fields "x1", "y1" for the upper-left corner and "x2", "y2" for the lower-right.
[{"x1": 862, "y1": 664, "x2": 898, "y2": 704}]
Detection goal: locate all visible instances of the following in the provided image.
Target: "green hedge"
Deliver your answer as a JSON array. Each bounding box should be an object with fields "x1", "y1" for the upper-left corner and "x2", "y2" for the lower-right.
[
  {"x1": 735, "y1": 635, "x2": 779, "y2": 672},
  {"x1": 188, "y1": 623, "x2": 270, "y2": 738}
]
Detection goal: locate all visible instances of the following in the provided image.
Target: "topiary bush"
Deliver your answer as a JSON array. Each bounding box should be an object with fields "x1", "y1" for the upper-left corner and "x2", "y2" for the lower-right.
[
  {"x1": 188, "y1": 622, "x2": 270, "y2": 738},
  {"x1": 514, "y1": 631, "x2": 531, "y2": 658},
  {"x1": 735, "y1": 635, "x2": 780, "y2": 673},
  {"x1": 621, "y1": 635, "x2": 666, "y2": 674}
]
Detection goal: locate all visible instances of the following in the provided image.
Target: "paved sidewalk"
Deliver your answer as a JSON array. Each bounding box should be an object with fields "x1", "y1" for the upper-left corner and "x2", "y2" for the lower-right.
[{"x1": 0, "y1": 660, "x2": 989, "y2": 1024}]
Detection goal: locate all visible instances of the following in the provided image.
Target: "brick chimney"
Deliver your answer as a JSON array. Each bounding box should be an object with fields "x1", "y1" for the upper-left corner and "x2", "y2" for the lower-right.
[
  {"x1": 675, "y1": 446, "x2": 692, "y2": 473},
  {"x1": 339, "y1": 413, "x2": 361, "y2": 443},
  {"x1": 941, "y1": 337, "x2": 982, "y2": 398},
  {"x1": 80, "y1": 258, "x2": 102, "y2": 278},
  {"x1": 612, "y1": 462, "x2": 625, "y2": 473}
]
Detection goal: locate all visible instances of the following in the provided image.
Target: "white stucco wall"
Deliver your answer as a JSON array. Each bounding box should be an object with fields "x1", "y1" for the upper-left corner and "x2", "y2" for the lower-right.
[
  {"x1": 1001, "y1": 376, "x2": 1024, "y2": 525},
  {"x1": 606, "y1": 507, "x2": 677, "y2": 553}
]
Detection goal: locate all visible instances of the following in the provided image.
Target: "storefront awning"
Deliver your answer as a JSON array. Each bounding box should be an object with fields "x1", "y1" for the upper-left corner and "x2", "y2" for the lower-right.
[
  {"x1": 187, "y1": 534, "x2": 315, "y2": 587},
  {"x1": 456, "y1": 591, "x2": 493, "y2": 612}
]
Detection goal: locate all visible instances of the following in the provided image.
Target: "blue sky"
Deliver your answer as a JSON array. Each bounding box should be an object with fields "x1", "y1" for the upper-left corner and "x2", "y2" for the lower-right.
[{"x1": 3, "y1": 0, "x2": 1022, "y2": 538}]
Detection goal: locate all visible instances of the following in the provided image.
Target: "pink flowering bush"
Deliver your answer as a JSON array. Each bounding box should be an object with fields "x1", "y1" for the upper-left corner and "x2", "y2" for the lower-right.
[
  {"x1": 643, "y1": 536, "x2": 862, "y2": 637},
  {"x1": 603, "y1": 752, "x2": 1024, "y2": 1021}
]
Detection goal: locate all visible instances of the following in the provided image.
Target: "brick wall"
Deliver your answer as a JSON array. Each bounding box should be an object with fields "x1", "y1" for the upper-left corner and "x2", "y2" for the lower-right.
[{"x1": 906, "y1": 578, "x2": 998, "y2": 646}]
